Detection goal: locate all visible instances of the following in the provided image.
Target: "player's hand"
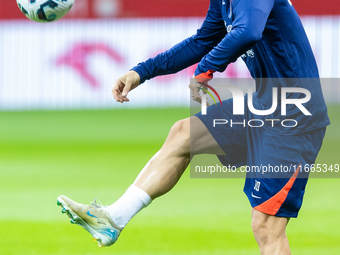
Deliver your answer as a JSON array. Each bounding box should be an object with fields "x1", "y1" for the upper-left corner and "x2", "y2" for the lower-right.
[
  {"x1": 188, "y1": 77, "x2": 210, "y2": 106},
  {"x1": 112, "y1": 71, "x2": 140, "y2": 103}
]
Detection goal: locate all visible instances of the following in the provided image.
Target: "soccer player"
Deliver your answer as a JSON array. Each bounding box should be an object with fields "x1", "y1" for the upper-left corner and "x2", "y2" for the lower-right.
[{"x1": 57, "y1": 0, "x2": 330, "y2": 254}]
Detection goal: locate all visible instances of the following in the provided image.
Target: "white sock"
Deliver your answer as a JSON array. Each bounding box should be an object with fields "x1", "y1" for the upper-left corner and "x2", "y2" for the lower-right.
[{"x1": 107, "y1": 185, "x2": 152, "y2": 229}]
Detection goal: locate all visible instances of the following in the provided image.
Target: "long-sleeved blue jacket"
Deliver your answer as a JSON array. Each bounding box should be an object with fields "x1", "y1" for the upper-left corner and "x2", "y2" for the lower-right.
[{"x1": 131, "y1": 0, "x2": 330, "y2": 134}]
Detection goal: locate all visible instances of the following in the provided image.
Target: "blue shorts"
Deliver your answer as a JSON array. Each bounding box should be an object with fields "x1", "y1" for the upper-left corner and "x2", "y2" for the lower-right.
[{"x1": 195, "y1": 98, "x2": 326, "y2": 218}]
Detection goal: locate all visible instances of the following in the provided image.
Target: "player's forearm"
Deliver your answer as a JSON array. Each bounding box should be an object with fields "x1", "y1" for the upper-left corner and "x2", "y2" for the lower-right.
[{"x1": 130, "y1": 37, "x2": 211, "y2": 84}]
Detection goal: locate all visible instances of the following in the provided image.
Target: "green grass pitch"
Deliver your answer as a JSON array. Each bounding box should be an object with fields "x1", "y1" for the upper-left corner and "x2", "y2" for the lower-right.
[{"x1": 0, "y1": 106, "x2": 339, "y2": 254}]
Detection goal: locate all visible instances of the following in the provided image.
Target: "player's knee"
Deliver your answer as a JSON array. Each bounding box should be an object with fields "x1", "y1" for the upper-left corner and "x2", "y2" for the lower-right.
[{"x1": 169, "y1": 118, "x2": 190, "y2": 155}]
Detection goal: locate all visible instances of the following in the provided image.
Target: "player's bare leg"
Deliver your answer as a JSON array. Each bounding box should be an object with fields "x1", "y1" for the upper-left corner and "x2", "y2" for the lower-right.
[
  {"x1": 133, "y1": 116, "x2": 224, "y2": 199},
  {"x1": 251, "y1": 209, "x2": 291, "y2": 255}
]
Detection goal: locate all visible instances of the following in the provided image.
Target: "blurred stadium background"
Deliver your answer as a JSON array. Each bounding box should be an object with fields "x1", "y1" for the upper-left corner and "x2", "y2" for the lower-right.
[{"x1": 0, "y1": 0, "x2": 339, "y2": 254}]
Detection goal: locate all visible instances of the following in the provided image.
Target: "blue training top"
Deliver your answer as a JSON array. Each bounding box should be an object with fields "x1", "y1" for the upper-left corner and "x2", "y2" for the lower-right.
[{"x1": 131, "y1": 0, "x2": 330, "y2": 135}]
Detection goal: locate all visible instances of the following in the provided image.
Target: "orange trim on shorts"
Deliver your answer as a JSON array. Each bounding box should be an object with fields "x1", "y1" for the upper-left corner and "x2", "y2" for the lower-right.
[{"x1": 253, "y1": 164, "x2": 301, "y2": 216}]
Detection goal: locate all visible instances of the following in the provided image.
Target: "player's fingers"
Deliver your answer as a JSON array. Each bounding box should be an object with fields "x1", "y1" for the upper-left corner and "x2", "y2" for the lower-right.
[
  {"x1": 122, "y1": 77, "x2": 132, "y2": 98},
  {"x1": 192, "y1": 88, "x2": 203, "y2": 104},
  {"x1": 189, "y1": 83, "x2": 197, "y2": 102},
  {"x1": 189, "y1": 79, "x2": 204, "y2": 104},
  {"x1": 189, "y1": 82, "x2": 195, "y2": 97},
  {"x1": 112, "y1": 81, "x2": 123, "y2": 103},
  {"x1": 193, "y1": 96, "x2": 202, "y2": 105},
  {"x1": 190, "y1": 76, "x2": 211, "y2": 105},
  {"x1": 202, "y1": 85, "x2": 208, "y2": 94},
  {"x1": 194, "y1": 86, "x2": 201, "y2": 99},
  {"x1": 190, "y1": 86, "x2": 199, "y2": 101}
]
